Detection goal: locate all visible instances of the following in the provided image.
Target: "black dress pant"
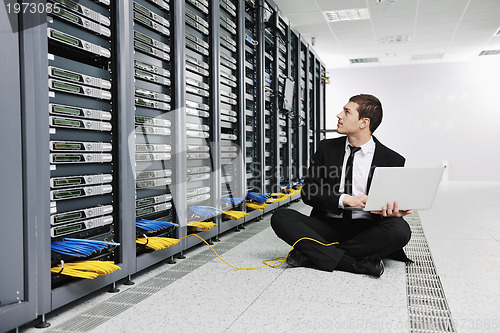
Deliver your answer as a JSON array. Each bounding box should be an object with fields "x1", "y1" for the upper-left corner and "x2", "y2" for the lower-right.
[{"x1": 271, "y1": 208, "x2": 411, "y2": 272}]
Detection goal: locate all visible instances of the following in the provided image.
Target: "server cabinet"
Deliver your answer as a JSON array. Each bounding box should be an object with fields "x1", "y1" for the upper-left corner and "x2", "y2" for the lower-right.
[
  {"x1": 218, "y1": 0, "x2": 247, "y2": 233},
  {"x1": 289, "y1": 27, "x2": 301, "y2": 183},
  {"x1": 131, "y1": 0, "x2": 182, "y2": 271},
  {"x1": 243, "y1": 0, "x2": 263, "y2": 220},
  {"x1": 182, "y1": 0, "x2": 220, "y2": 248},
  {"x1": 45, "y1": 0, "x2": 129, "y2": 311}
]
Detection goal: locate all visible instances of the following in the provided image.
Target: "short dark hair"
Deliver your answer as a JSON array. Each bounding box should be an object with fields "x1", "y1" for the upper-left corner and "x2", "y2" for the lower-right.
[{"x1": 349, "y1": 94, "x2": 383, "y2": 133}]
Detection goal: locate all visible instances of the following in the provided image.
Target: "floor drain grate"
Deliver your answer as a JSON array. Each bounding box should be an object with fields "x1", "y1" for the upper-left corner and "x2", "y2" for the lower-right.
[{"x1": 404, "y1": 212, "x2": 455, "y2": 332}]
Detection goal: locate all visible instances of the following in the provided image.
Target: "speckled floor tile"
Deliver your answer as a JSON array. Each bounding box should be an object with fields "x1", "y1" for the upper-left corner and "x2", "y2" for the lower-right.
[
  {"x1": 261, "y1": 259, "x2": 407, "y2": 308},
  {"x1": 225, "y1": 297, "x2": 409, "y2": 333}
]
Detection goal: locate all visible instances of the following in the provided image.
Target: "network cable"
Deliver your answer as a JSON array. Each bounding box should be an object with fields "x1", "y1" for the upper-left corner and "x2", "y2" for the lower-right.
[
  {"x1": 223, "y1": 210, "x2": 248, "y2": 220},
  {"x1": 246, "y1": 192, "x2": 270, "y2": 203},
  {"x1": 51, "y1": 260, "x2": 121, "y2": 279},
  {"x1": 136, "y1": 235, "x2": 180, "y2": 251},
  {"x1": 187, "y1": 206, "x2": 222, "y2": 220},
  {"x1": 51, "y1": 238, "x2": 119, "y2": 257},
  {"x1": 221, "y1": 197, "x2": 245, "y2": 206},
  {"x1": 136, "y1": 219, "x2": 178, "y2": 233}
]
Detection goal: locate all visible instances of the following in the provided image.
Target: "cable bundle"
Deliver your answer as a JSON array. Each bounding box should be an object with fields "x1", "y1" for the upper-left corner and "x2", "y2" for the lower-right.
[
  {"x1": 266, "y1": 193, "x2": 287, "y2": 203},
  {"x1": 246, "y1": 192, "x2": 271, "y2": 203},
  {"x1": 280, "y1": 178, "x2": 293, "y2": 189},
  {"x1": 136, "y1": 219, "x2": 179, "y2": 233},
  {"x1": 136, "y1": 236, "x2": 180, "y2": 251},
  {"x1": 221, "y1": 197, "x2": 245, "y2": 207},
  {"x1": 187, "y1": 206, "x2": 222, "y2": 220},
  {"x1": 51, "y1": 260, "x2": 121, "y2": 279},
  {"x1": 223, "y1": 210, "x2": 249, "y2": 220},
  {"x1": 246, "y1": 202, "x2": 268, "y2": 211},
  {"x1": 51, "y1": 238, "x2": 119, "y2": 257},
  {"x1": 187, "y1": 221, "x2": 217, "y2": 231},
  {"x1": 283, "y1": 188, "x2": 296, "y2": 197}
]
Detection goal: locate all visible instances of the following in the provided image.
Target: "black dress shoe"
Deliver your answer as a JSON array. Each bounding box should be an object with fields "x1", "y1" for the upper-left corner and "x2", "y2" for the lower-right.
[
  {"x1": 286, "y1": 249, "x2": 313, "y2": 268},
  {"x1": 353, "y1": 255, "x2": 384, "y2": 277}
]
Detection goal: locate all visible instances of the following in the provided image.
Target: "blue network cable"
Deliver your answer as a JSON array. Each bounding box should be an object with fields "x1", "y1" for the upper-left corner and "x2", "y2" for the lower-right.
[
  {"x1": 136, "y1": 219, "x2": 179, "y2": 232},
  {"x1": 280, "y1": 178, "x2": 293, "y2": 189},
  {"x1": 221, "y1": 197, "x2": 245, "y2": 206},
  {"x1": 51, "y1": 238, "x2": 120, "y2": 257},
  {"x1": 187, "y1": 206, "x2": 222, "y2": 220},
  {"x1": 246, "y1": 192, "x2": 270, "y2": 203}
]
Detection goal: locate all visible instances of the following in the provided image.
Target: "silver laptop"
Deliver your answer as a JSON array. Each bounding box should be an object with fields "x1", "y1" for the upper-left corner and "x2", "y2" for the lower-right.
[{"x1": 348, "y1": 167, "x2": 444, "y2": 211}]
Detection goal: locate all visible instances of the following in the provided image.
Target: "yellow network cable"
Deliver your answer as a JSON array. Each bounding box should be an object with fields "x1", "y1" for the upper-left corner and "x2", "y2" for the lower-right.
[
  {"x1": 266, "y1": 193, "x2": 287, "y2": 203},
  {"x1": 246, "y1": 202, "x2": 268, "y2": 211},
  {"x1": 223, "y1": 210, "x2": 249, "y2": 220},
  {"x1": 52, "y1": 235, "x2": 339, "y2": 279},
  {"x1": 51, "y1": 260, "x2": 121, "y2": 279},
  {"x1": 136, "y1": 236, "x2": 180, "y2": 251},
  {"x1": 181, "y1": 233, "x2": 339, "y2": 270},
  {"x1": 283, "y1": 188, "x2": 296, "y2": 197},
  {"x1": 187, "y1": 221, "x2": 217, "y2": 231}
]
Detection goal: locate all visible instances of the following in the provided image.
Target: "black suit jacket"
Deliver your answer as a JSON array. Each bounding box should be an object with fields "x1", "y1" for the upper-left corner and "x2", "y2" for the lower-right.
[{"x1": 301, "y1": 136, "x2": 405, "y2": 218}]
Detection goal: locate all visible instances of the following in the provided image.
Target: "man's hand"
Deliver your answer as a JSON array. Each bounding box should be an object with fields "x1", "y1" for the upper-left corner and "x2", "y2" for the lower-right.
[
  {"x1": 371, "y1": 201, "x2": 413, "y2": 217},
  {"x1": 343, "y1": 194, "x2": 368, "y2": 208}
]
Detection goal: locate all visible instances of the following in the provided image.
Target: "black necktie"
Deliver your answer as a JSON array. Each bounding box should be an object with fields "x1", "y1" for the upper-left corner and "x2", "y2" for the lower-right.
[{"x1": 343, "y1": 145, "x2": 361, "y2": 219}]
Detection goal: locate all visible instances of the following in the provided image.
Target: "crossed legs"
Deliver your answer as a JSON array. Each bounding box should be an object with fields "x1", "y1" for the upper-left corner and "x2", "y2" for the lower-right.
[{"x1": 270, "y1": 208, "x2": 411, "y2": 272}]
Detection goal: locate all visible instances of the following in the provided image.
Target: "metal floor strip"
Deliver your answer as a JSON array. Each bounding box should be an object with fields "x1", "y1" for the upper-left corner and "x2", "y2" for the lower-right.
[{"x1": 404, "y1": 212, "x2": 456, "y2": 333}]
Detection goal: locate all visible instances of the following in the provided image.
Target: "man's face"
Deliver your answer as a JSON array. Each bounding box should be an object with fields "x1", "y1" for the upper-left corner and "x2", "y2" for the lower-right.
[{"x1": 337, "y1": 101, "x2": 361, "y2": 134}]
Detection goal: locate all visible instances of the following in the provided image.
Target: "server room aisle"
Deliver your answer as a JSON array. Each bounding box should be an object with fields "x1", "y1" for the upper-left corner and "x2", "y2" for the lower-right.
[{"x1": 20, "y1": 182, "x2": 500, "y2": 333}]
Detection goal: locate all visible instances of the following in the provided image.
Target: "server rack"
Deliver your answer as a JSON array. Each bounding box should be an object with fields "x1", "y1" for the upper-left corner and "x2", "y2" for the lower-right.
[
  {"x1": 261, "y1": 0, "x2": 278, "y2": 211},
  {"x1": 45, "y1": 0, "x2": 129, "y2": 312},
  {"x1": 243, "y1": 0, "x2": 264, "y2": 220},
  {"x1": 289, "y1": 26, "x2": 301, "y2": 187},
  {"x1": 218, "y1": 0, "x2": 248, "y2": 233},
  {"x1": 317, "y1": 60, "x2": 327, "y2": 143},
  {"x1": 298, "y1": 38, "x2": 309, "y2": 178},
  {"x1": 182, "y1": 0, "x2": 220, "y2": 248},
  {"x1": 276, "y1": 14, "x2": 291, "y2": 204},
  {"x1": 0, "y1": 1, "x2": 325, "y2": 330},
  {"x1": 131, "y1": 0, "x2": 182, "y2": 271}
]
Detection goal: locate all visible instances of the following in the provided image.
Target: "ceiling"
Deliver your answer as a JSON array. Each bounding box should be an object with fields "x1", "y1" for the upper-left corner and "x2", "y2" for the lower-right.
[{"x1": 273, "y1": 0, "x2": 500, "y2": 69}]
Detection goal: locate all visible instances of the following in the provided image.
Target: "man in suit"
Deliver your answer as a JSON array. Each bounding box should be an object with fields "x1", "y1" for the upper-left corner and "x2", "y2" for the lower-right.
[{"x1": 271, "y1": 94, "x2": 413, "y2": 277}]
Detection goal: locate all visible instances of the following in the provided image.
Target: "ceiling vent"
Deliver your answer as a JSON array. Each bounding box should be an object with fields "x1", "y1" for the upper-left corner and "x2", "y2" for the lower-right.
[
  {"x1": 349, "y1": 57, "x2": 379, "y2": 64},
  {"x1": 479, "y1": 50, "x2": 500, "y2": 56},
  {"x1": 378, "y1": 35, "x2": 411, "y2": 44},
  {"x1": 324, "y1": 8, "x2": 369, "y2": 22},
  {"x1": 411, "y1": 53, "x2": 444, "y2": 61}
]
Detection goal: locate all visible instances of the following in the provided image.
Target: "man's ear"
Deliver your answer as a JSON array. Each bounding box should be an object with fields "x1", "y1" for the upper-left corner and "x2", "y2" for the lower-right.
[{"x1": 359, "y1": 117, "x2": 370, "y2": 130}]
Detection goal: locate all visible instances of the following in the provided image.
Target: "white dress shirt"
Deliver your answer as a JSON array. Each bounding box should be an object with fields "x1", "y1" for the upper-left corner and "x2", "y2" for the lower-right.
[{"x1": 332, "y1": 137, "x2": 375, "y2": 219}]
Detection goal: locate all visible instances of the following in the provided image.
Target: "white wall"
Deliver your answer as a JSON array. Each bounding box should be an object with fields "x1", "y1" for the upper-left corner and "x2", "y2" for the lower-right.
[{"x1": 324, "y1": 60, "x2": 500, "y2": 181}]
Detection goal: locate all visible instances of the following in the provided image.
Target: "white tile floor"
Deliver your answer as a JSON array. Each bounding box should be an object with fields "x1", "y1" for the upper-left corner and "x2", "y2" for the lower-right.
[
  {"x1": 419, "y1": 182, "x2": 500, "y2": 333},
  {"x1": 21, "y1": 181, "x2": 500, "y2": 333}
]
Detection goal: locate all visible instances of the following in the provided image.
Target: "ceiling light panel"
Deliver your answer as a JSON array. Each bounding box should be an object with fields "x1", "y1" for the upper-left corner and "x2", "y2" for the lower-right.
[
  {"x1": 324, "y1": 8, "x2": 369, "y2": 22},
  {"x1": 479, "y1": 50, "x2": 500, "y2": 56},
  {"x1": 377, "y1": 35, "x2": 412, "y2": 44},
  {"x1": 349, "y1": 57, "x2": 379, "y2": 63}
]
